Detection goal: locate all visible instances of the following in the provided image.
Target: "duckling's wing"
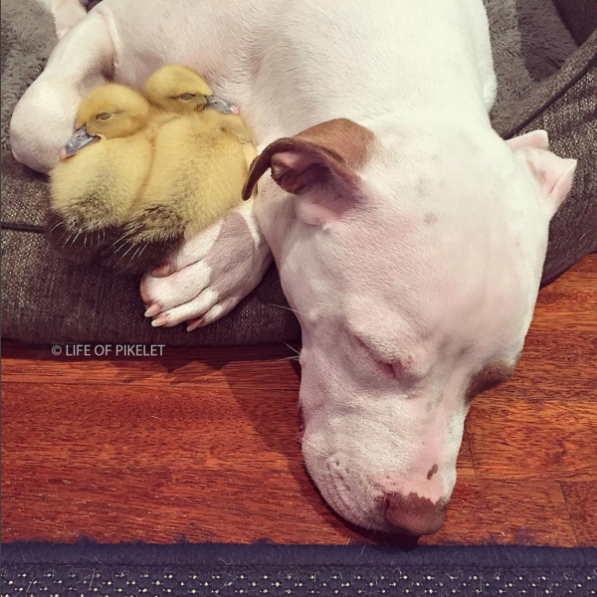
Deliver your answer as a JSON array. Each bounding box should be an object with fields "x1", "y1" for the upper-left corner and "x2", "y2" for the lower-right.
[
  {"x1": 51, "y1": 137, "x2": 153, "y2": 227},
  {"x1": 117, "y1": 114, "x2": 251, "y2": 272},
  {"x1": 141, "y1": 116, "x2": 250, "y2": 225},
  {"x1": 49, "y1": 137, "x2": 153, "y2": 258}
]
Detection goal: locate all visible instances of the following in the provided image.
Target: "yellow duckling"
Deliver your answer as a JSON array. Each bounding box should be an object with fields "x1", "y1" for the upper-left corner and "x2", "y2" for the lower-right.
[
  {"x1": 109, "y1": 65, "x2": 257, "y2": 273},
  {"x1": 48, "y1": 83, "x2": 156, "y2": 262}
]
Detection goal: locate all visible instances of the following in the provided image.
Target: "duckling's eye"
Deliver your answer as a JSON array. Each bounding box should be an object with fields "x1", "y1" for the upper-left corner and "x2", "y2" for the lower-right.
[
  {"x1": 95, "y1": 112, "x2": 113, "y2": 121},
  {"x1": 177, "y1": 93, "x2": 196, "y2": 101}
]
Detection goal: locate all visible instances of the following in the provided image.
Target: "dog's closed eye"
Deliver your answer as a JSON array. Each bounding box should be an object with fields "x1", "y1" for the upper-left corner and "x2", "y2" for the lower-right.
[{"x1": 353, "y1": 336, "x2": 402, "y2": 379}]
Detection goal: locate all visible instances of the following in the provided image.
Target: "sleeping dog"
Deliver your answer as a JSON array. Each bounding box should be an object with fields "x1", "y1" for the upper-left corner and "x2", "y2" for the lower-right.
[{"x1": 13, "y1": 0, "x2": 576, "y2": 535}]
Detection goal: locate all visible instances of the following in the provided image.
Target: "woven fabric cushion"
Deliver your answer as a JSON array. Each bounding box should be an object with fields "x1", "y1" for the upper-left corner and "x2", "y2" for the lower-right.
[
  {"x1": 1, "y1": 1, "x2": 594, "y2": 345},
  {"x1": 554, "y1": 0, "x2": 597, "y2": 44},
  {"x1": 493, "y1": 31, "x2": 597, "y2": 284},
  {"x1": 1, "y1": 156, "x2": 299, "y2": 345},
  {"x1": 1, "y1": 0, "x2": 55, "y2": 151}
]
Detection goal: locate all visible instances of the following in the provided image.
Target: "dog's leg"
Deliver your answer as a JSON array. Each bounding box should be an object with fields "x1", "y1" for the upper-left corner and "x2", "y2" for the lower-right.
[
  {"x1": 141, "y1": 198, "x2": 273, "y2": 330},
  {"x1": 10, "y1": 10, "x2": 114, "y2": 173},
  {"x1": 467, "y1": 0, "x2": 497, "y2": 111}
]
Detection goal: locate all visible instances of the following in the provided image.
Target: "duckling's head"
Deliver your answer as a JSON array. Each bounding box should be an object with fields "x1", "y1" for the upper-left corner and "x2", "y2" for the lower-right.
[
  {"x1": 63, "y1": 84, "x2": 150, "y2": 157},
  {"x1": 143, "y1": 65, "x2": 213, "y2": 114},
  {"x1": 144, "y1": 65, "x2": 239, "y2": 115}
]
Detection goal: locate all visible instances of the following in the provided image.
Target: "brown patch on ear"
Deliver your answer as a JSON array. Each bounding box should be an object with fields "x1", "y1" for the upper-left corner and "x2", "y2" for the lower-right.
[
  {"x1": 242, "y1": 118, "x2": 374, "y2": 199},
  {"x1": 465, "y1": 361, "x2": 516, "y2": 403},
  {"x1": 295, "y1": 118, "x2": 374, "y2": 168},
  {"x1": 244, "y1": 156, "x2": 260, "y2": 199}
]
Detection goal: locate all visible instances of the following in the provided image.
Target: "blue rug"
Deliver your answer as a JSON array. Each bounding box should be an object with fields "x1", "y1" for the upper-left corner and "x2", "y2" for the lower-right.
[{"x1": 2, "y1": 542, "x2": 596, "y2": 596}]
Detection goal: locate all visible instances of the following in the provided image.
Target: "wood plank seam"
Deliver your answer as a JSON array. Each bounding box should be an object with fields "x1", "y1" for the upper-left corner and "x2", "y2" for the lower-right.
[{"x1": 559, "y1": 480, "x2": 581, "y2": 546}]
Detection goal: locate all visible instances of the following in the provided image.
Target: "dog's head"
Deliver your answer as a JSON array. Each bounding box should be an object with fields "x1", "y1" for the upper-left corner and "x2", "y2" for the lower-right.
[{"x1": 244, "y1": 119, "x2": 576, "y2": 535}]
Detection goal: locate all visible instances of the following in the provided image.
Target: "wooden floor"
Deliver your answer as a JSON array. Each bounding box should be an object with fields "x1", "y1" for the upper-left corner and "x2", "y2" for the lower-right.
[{"x1": 2, "y1": 255, "x2": 596, "y2": 547}]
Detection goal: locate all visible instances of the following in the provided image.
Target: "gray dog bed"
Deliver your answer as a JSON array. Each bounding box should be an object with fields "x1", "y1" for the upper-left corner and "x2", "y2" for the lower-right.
[{"x1": 1, "y1": 0, "x2": 596, "y2": 346}]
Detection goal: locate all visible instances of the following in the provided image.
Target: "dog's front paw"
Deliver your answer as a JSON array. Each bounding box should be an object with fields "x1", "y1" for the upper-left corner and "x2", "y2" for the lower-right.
[{"x1": 140, "y1": 202, "x2": 272, "y2": 330}]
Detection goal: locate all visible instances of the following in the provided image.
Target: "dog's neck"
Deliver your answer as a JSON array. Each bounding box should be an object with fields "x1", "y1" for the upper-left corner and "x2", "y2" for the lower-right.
[{"x1": 227, "y1": 11, "x2": 493, "y2": 149}]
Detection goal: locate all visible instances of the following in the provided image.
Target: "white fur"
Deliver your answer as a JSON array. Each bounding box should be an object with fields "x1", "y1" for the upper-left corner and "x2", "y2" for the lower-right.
[{"x1": 12, "y1": 0, "x2": 576, "y2": 534}]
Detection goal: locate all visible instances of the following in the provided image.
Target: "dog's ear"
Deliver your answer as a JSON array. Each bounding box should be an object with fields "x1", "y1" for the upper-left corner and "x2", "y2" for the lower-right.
[
  {"x1": 507, "y1": 131, "x2": 577, "y2": 219},
  {"x1": 242, "y1": 118, "x2": 373, "y2": 200},
  {"x1": 506, "y1": 130, "x2": 550, "y2": 151}
]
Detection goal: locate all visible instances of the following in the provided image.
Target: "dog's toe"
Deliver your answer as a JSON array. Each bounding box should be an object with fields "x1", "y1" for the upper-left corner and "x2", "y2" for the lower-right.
[
  {"x1": 151, "y1": 288, "x2": 219, "y2": 328},
  {"x1": 140, "y1": 262, "x2": 211, "y2": 318},
  {"x1": 186, "y1": 300, "x2": 235, "y2": 332}
]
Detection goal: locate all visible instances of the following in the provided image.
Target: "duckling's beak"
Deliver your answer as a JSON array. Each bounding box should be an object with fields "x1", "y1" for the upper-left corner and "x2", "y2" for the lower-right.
[
  {"x1": 61, "y1": 125, "x2": 100, "y2": 159},
  {"x1": 205, "y1": 95, "x2": 240, "y2": 115}
]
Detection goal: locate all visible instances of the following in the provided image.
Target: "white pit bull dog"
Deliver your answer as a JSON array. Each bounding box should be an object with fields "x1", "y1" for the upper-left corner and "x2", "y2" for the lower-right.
[{"x1": 12, "y1": 0, "x2": 577, "y2": 535}]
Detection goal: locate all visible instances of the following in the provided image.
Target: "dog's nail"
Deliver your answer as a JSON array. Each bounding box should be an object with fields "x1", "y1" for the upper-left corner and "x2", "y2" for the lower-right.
[
  {"x1": 187, "y1": 319, "x2": 202, "y2": 332},
  {"x1": 151, "y1": 315, "x2": 168, "y2": 328},
  {"x1": 145, "y1": 305, "x2": 161, "y2": 318}
]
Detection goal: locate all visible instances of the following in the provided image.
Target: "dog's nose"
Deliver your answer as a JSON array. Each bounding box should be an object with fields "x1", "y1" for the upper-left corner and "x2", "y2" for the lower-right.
[{"x1": 384, "y1": 492, "x2": 447, "y2": 535}]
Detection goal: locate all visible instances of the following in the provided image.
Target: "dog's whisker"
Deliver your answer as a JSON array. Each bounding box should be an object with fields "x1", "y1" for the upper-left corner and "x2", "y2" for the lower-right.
[
  {"x1": 270, "y1": 303, "x2": 306, "y2": 317},
  {"x1": 281, "y1": 341, "x2": 301, "y2": 356}
]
